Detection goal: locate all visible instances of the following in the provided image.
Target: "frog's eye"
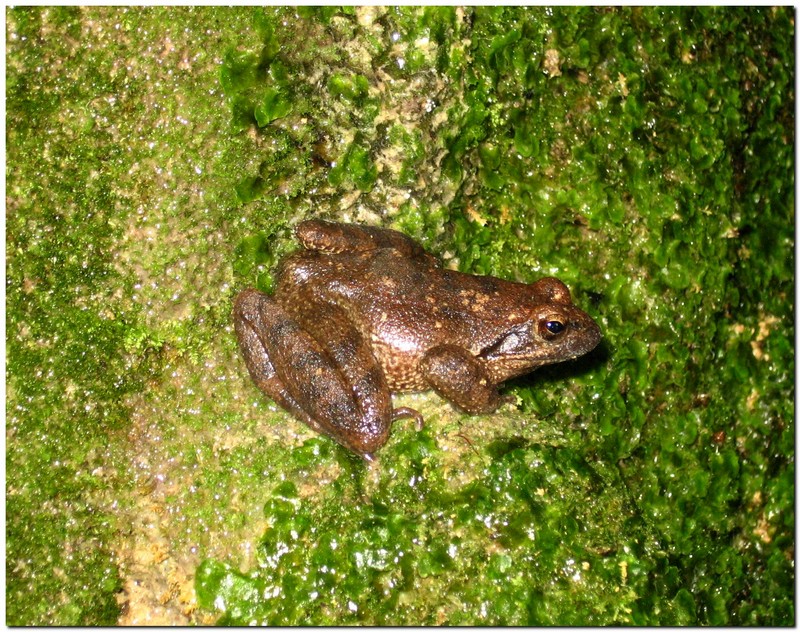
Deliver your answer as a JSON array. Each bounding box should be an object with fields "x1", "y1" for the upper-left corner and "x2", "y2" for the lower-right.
[{"x1": 540, "y1": 319, "x2": 566, "y2": 339}]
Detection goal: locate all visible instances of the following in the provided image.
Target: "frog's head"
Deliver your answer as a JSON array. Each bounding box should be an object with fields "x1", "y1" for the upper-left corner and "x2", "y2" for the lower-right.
[{"x1": 480, "y1": 278, "x2": 602, "y2": 381}]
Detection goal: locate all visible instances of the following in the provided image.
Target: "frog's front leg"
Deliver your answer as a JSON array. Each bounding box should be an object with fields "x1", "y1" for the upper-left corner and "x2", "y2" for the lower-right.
[
  {"x1": 419, "y1": 345, "x2": 512, "y2": 414},
  {"x1": 234, "y1": 289, "x2": 413, "y2": 457},
  {"x1": 296, "y1": 219, "x2": 438, "y2": 265}
]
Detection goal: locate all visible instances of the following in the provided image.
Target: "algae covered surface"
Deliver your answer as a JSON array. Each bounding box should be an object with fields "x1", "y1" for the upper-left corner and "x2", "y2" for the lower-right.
[{"x1": 6, "y1": 6, "x2": 794, "y2": 625}]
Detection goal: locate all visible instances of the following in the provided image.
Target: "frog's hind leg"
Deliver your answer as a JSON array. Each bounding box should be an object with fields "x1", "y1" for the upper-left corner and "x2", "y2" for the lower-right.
[
  {"x1": 292, "y1": 304, "x2": 398, "y2": 453},
  {"x1": 234, "y1": 290, "x2": 329, "y2": 434},
  {"x1": 233, "y1": 289, "x2": 394, "y2": 456},
  {"x1": 295, "y1": 219, "x2": 438, "y2": 265}
]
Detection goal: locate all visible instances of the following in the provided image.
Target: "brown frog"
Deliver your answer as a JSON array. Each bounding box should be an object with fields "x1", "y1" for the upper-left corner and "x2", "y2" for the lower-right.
[{"x1": 233, "y1": 219, "x2": 601, "y2": 459}]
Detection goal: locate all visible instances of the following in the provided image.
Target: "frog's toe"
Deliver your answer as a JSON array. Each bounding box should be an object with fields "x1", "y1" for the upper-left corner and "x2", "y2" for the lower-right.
[
  {"x1": 500, "y1": 393, "x2": 517, "y2": 407},
  {"x1": 393, "y1": 406, "x2": 425, "y2": 431}
]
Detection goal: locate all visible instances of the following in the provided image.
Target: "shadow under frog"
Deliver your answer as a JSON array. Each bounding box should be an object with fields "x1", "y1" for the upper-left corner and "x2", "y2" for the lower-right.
[{"x1": 233, "y1": 219, "x2": 601, "y2": 459}]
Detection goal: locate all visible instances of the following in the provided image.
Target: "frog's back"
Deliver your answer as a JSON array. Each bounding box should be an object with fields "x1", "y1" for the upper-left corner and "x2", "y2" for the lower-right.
[{"x1": 276, "y1": 247, "x2": 551, "y2": 390}]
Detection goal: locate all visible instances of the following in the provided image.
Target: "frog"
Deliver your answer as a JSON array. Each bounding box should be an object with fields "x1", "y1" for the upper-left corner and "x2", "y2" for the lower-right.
[{"x1": 233, "y1": 219, "x2": 601, "y2": 459}]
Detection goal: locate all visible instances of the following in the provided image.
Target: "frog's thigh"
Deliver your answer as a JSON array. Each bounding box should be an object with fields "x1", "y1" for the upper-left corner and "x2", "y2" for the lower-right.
[
  {"x1": 294, "y1": 305, "x2": 394, "y2": 438},
  {"x1": 420, "y1": 344, "x2": 504, "y2": 414},
  {"x1": 233, "y1": 290, "x2": 284, "y2": 393},
  {"x1": 234, "y1": 291, "x2": 389, "y2": 455},
  {"x1": 234, "y1": 290, "x2": 338, "y2": 427}
]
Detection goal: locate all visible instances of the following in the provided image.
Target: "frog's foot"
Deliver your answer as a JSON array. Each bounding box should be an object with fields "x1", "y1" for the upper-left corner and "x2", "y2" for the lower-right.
[{"x1": 393, "y1": 406, "x2": 425, "y2": 431}]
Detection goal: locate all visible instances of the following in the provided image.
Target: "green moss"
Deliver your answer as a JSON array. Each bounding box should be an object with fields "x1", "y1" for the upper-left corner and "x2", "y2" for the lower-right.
[
  {"x1": 328, "y1": 140, "x2": 378, "y2": 191},
  {"x1": 6, "y1": 6, "x2": 263, "y2": 624},
  {"x1": 254, "y1": 87, "x2": 293, "y2": 126},
  {"x1": 196, "y1": 441, "x2": 653, "y2": 625},
  {"x1": 6, "y1": 8, "x2": 154, "y2": 622}
]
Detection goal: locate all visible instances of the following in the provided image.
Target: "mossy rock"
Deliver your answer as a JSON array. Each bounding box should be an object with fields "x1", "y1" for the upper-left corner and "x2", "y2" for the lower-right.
[{"x1": 6, "y1": 6, "x2": 793, "y2": 625}]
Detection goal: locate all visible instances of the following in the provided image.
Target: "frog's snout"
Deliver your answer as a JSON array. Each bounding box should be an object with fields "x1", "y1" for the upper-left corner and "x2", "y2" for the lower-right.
[{"x1": 569, "y1": 312, "x2": 602, "y2": 356}]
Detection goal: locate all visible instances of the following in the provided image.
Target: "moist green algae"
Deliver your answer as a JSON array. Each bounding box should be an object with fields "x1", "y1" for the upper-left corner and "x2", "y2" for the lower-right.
[
  {"x1": 6, "y1": 7, "x2": 262, "y2": 625},
  {"x1": 6, "y1": 6, "x2": 793, "y2": 626}
]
